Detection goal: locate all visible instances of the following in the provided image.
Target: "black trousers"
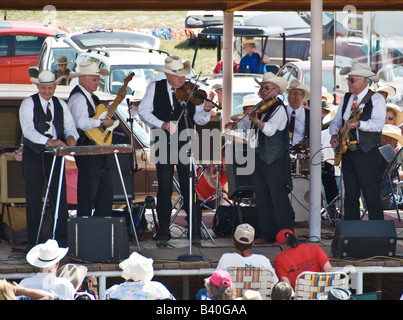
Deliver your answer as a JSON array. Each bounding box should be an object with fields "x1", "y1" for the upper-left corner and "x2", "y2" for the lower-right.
[
  {"x1": 74, "y1": 154, "x2": 113, "y2": 217},
  {"x1": 22, "y1": 147, "x2": 68, "y2": 246},
  {"x1": 253, "y1": 152, "x2": 295, "y2": 242},
  {"x1": 155, "y1": 161, "x2": 202, "y2": 241},
  {"x1": 342, "y1": 147, "x2": 384, "y2": 220}
]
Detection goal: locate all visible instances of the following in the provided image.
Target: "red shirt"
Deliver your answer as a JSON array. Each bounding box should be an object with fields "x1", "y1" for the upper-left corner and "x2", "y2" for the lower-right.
[{"x1": 274, "y1": 244, "x2": 330, "y2": 289}]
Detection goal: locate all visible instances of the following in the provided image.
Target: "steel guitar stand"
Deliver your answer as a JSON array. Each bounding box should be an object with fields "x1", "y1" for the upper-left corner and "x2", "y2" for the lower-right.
[{"x1": 36, "y1": 145, "x2": 141, "y2": 252}]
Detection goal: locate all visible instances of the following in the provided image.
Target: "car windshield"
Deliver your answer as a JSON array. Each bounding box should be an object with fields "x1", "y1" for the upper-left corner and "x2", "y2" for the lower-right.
[
  {"x1": 69, "y1": 31, "x2": 159, "y2": 50},
  {"x1": 300, "y1": 69, "x2": 334, "y2": 95},
  {"x1": 47, "y1": 48, "x2": 77, "y2": 72}
]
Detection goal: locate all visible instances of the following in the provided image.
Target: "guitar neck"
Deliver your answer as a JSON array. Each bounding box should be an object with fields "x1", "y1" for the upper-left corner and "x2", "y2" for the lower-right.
[{"x1": 105, "y1": 73, "x2": 134, "y2": 118}]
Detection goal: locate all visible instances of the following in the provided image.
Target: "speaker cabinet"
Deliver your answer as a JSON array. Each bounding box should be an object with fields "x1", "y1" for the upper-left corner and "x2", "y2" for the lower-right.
[
  {"x1": 68, "y1": 217, "x2": 130, "y2": 263},
  {"x1": 0, "y1": 155, "x2": 26, "y2": 203},
  {"x1": 331, "y1": 220, "x2": 397, "y2": 259}
]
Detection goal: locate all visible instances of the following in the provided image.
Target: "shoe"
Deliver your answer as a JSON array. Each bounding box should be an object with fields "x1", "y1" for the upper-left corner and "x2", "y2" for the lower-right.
[
  {"x1": 254, "y1": 238, "x2": 267, "y2": 245},
  {"x1": 156, "y1": 240, "x2": 168, "y2": 248},
  {"x1": 192, "y1": 238, "x2": 202, "y2": 247}
]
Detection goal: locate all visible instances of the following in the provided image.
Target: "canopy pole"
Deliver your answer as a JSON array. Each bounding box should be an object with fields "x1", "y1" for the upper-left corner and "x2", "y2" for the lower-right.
[
  {"x1": 222, "y1": 11, "x2": 234, "y2": 131},
  {"x1": 309, "y1": 0, "x2": 323, "y2": 242}
]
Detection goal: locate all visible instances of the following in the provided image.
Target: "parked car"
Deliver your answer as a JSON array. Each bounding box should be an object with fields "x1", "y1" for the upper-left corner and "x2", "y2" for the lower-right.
[
  {"x1": 277, "y1": 60, "x2": 335, "y2": 99},
  {"x1": 35, "y1": 29, "x2": 161, "y2": 75},
  {"x1": 0, "y1": 21, "x2": 62, "y2": 84}
]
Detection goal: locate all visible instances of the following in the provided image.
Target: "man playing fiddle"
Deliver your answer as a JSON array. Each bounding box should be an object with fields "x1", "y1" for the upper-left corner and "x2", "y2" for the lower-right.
[
  {"x1": 139, "y1": 56, "x2": 213, "y2": 247},
  {"x1": 248, "y1": 72, "x2": 295, "y2": 244}
]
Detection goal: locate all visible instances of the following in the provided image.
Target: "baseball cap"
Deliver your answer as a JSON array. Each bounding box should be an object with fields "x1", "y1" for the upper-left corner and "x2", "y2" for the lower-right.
[
  {"x1": 234, "y1": 223, "x2": 255, "y2": 244},
  {"x1": 276, "y1": 229, "x2": 294, "y2": 245},
  {"x1": 208, "y1": 270, "x2": 232, "y2": 288}
]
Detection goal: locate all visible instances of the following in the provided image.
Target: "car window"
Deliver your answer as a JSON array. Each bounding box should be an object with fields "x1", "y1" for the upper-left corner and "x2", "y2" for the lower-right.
[
  {"x1": 48, "y1": 48, "x2": 77, "y2": 72},
  {"x1": 278, "y1": 65, "x2": 297, "y2": 81},
  {"x1": 0, "y1": 35, "x2": 11, "y2": 57},
  {"x1": 14, "y1": 35, "x2": 46, "y2": 56}
]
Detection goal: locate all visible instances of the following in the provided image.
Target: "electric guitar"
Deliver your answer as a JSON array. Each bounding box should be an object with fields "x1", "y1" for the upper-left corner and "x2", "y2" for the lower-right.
[{"x1": 85, "y1": 72, "x2": 134, "y2": 145}]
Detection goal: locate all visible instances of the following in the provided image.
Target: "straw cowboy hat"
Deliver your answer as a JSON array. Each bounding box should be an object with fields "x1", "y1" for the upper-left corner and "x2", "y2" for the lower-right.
[
  {"x1": 54, "y1": 56, "x2": 72, "y2": 65},
  {"x1": 241, "y1": 38, "x2": 258, "y2": 46},
  {"x1": 387, "y1": 103, "x2": 403, "y2": 126},
  {"x1": 322, "y1": 86, "x2": 334, "y2": 104},
  {"x1": 69, "y1": 61, "x2": 110, "y2": 78},
  {"x1": 119, "y1": 252, "x2": 154, "y2": 282},
  {"x1": 56, "y1": 263, "x2": 88, "y2": 291},
  {"x1": 371, "y1": 84, "x2": 396, "y2": 98},
  {"x1": 30, "y1": 70, "x2": 65, "y2": 85},
  {"x1": 235, "y1": 93, "x2": 260, "y2": 110},
  {"x1": 382, "y1": 124, "x2": 403, "y2": 146},
  {"x1": 339, "y1": 61, "x2": 379, "y2": 82},
  {"x1": 254, "y1": 72, "x2": 288, "y2": 94},
  {"x1": 26, "y1": 239, "x2": 68, "y2": 268},
  {"x1": 322, "y1": 104, "x2": 339, "y2": 125},
  {"x1": 155, "y1": 55, "x2": 191, "y2": 77},
  {"x1": 287, "y1": 79, "x2": 310, "y2": 101}
]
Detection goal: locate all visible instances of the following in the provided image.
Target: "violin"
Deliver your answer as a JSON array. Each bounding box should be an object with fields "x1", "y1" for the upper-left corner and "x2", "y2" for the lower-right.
[
  {"x1": 175, "y1": 82, "x2": 221, "y2": 109},
  {"x1": 234, "y1": 97, "x2": 278, "y2": 124}
]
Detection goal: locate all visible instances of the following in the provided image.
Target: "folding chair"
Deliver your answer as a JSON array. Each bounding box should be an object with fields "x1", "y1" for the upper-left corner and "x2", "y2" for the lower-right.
[
  {"x1": 226, "y1": 266, "x2": 275, "y2": 300},
  {"x1": 379, "y1": 146, "x2": 403, "y2": 221},
  {"x1": 294, "y1": 271, "x2": 349, "y2": 300}
]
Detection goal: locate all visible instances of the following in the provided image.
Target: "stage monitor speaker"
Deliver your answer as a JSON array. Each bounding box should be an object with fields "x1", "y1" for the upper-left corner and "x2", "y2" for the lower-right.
[
  {"x1": 331, "y1": 220, "x2": 397, "y2": 259},
  {"x1": 226, "y1": 144, "x2": 254, "y2": 199},
  {"x1": 108, "y1": 153, "x2": 135, "y2": 202},
  {"x1": 68, "y1": 217, "x2": 130, "y2": 263}
]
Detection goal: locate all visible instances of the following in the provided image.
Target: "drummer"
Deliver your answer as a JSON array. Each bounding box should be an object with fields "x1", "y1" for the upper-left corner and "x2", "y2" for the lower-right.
[{"x1": 286, "y1": 80, "x2": 310, "y2": 146}]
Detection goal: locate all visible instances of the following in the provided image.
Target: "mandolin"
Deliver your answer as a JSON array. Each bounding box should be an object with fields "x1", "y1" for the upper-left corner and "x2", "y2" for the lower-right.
[{"x1": 85, "y1": 72, "x2": 134, "y2": 145}]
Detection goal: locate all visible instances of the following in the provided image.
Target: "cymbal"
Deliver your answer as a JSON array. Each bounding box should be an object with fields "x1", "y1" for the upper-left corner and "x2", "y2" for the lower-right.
[{"x1": 230, "y1": 114, "x2": 244, "y2": 121}]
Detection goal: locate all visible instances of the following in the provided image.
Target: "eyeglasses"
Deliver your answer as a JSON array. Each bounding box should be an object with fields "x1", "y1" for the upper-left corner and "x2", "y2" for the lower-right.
[
  {"x1": 385, "y1": 117, "x2": 395, "y2": 121},
  {"x1": 260, "y1": 85, "x2": 276, "y2": 91},
  {"x1": 347, "y1": 77, "x2": 364, "y2": 84}
]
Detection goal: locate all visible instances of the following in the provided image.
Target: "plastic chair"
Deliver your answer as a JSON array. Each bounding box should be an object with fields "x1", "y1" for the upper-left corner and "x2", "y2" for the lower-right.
[
  {"x1": 352, "y1": 290, "x2": 382, "y2": 300},
  {"x1": 294, "y1": 271, "x2": 349, "y2": 300},
  {"x1": 226, "y1": 266, "x2": 275, "y2": 300}
]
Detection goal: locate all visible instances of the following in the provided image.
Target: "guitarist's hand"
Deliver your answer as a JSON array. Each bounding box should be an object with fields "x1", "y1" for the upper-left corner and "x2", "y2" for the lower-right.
[
  {"x1": 330, "y1": 134, "x2": 339, "y2": 148},
  {"x1": 66, "y1": 136, "x2": 77, "y2": 147},
  {"x1": 346, "y1": 119, "x2": 360, "y2": 129},
  {"x1": 46, "y1": 139, "x2": 67, "y2": 148},
  {"x1": 101, "y1": 118, "x2": 115, "y2": 128},
  {"x1": 161, "y1": 121, "x2": 177, "y2": 135}
]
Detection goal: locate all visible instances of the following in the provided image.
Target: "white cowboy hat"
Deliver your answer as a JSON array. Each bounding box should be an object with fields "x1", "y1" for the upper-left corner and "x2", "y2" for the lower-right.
[
  {"x1": 54, "y1": 56, "x2": 72, "y2": 65},
  {"x1": 30, "y1": 70, "x2": 65, "y2": 85},
  {"x1": 322, "y1": 86, "x2": 334, "y2": 103},
  {"x1": 235, "y1": 93, "x2": 260, "y2": 109},
  {"x1": 340, "y1": 62, "x2": 379, "y2": 82},
  {"x1": 375, "y1": 84, "x2": 396, "y2": 98},
  {"x1": 386, "y1": 103, "x2": 403, "y2": 126},
  {"x1": 56, "y1": 263, "x2": 88, "y2": 291},
  {"x1": 155, "y1": 55, "x2": 191, "y2": 77},
  {"x1": 254, "y1": 72, "x2": 288, "y2": 94},
  {"x1": 322, "y1": 104, "x2": 339, "y2": 125},
  {"x1": 69, "y1": 61, "x2": 110, "y2": 78},
  {"x1": 287, "y1": 79, "x2": 310, "y2": 101},
  {"x1": 119, "y1": 252, "x2": 154, "y2": 282},
  {"x1": 26, "y1": 239, "x2": 68, "y2": 268},
  {"x1": 382, "y1": 124, "x2": 403, "y2": 146}
]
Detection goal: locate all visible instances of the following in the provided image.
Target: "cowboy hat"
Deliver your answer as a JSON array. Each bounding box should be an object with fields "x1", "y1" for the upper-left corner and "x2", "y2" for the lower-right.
[
  {"x1": 26, "y1": 239, "x2": 68, "y2": 268},
  {"x1": 69, "y1": 61, "x2": 110, "y2": 78},
  {"x1": 54, "y1": 56, "x2": 72, "y2": 65},
  {"x1": 119, "y1": 252, "x2": 154, "y2": 282},
  {"x1": 56, "y1": 263, "x2": 88, "y2": 291},
  {"x1": 235, "y1": 93, "x2": 260, "y2": 109},
  {"x1": 287, "y1": 79, "x2": 310, "y2": 101},
  {"x1": 375, "y1": 84, "x2": 397, "y2": 98},
  {"x1": 254, "y1": 72, "x2": 288, "y2": 94},
  {"x1": 322, "y1": 86, "x2": 334, "y2": 103},
  {"x1": 241, "y1": 38, "x2": 258, "y2": 46},
  {"x1": 30, "y1": 70, "x2": 65, "y2": 85},
  {"x1": 340, "y1": 62, "x2": 379, "y2": 82},
  {"x1": 322, "y1": 104, "x2": 339, "y2": 125},
  {"x1": 155, "y1": 55, "x2": 191, "y2": 77},
  {"x1": 382, "y1": 124, "x2": 403, "y2": 146},
  {"x1": 387, "y1": 103, "x2": 403, "y2": 126}
]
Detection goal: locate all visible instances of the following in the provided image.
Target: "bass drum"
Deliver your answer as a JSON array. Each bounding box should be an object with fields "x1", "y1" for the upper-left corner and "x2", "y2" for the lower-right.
[
  {"x1": 289, "y1": 176, "x2": 310, "y2": 222},
  {"x1": 195, "y1": 164, "x2": 228, "y2": 203}
]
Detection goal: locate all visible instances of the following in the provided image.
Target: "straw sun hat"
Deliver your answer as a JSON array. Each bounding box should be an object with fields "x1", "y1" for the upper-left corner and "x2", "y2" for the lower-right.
[{"x1": 287, "y1": 79, "x2": 310, "y2": 101}]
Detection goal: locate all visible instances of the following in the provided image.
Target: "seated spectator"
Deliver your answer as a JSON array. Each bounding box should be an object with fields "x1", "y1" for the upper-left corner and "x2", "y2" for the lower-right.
[
  {"x1": 57, "y1": 263, "x2": 96, "y2": 300},
  {"x1": 200, "y1": 270, "x2": 236, "y2": 300},
  {"x1": 242, "y1": 289, "x2": 262, "y2": 300},
  {"x1": 18, "y1": 239, "x2": 76, "y2": 300},
  {"x1": 53, "y1": 56, "x2": 72, "y2": 85},
  {"x1": 237, "y1": 39, "x2": 269, "y2": 74},
  {"x1": 0, "y1": 279, "x2": 56, "y2": 300},
  {"x1": 274, "y1": 229, "x2": 332, "y2": 289},
  {"x1": 216, "y1": 223, "x2": 278, "y2": 283},
  {"x1": 105, "y1": 252, "x2": 174, "y2": 300},
  {"x1": 271, "y1": 281, "x2": 293, "y2": 300}
]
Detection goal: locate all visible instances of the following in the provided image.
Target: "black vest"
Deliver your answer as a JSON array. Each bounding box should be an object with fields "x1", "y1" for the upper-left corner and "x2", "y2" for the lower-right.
[
  {"x1": 22, "y1": 93, "x2": 65, "y2": 154},
  {"x1": 341, "y1": 90, "x2": 381, "y2": 153},
  {"x1": 69, "y1": 85, "x2": 98, "y2": 146}
]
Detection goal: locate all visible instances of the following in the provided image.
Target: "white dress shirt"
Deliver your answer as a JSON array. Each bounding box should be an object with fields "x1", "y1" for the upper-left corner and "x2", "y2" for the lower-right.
[
  {"x1": 286, "y1": 104, "x2": 306, "y2": 145},
  {"x1": 329, "y1": 87, "x2": 386, "y2": 140},
  {"x1": 138, "y1": 81, "x2": 211, "y2": 129},
  {"x1": 67, "y1": 84, "x2": 103, "y2": 131},
  {"x1": 19, "y1": 94, "x2": 79, "y2": 146}
]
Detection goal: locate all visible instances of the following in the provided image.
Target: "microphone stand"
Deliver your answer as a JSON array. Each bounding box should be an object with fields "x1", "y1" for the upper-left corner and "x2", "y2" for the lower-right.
[{"x1": 177, "y1": 100, "x2": 203, "y2": 262}]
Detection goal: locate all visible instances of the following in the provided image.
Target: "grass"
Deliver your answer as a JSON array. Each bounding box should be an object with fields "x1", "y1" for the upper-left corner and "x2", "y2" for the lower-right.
[{"x1": 1, "y1": 10, "x2": 222, "y2": 74}]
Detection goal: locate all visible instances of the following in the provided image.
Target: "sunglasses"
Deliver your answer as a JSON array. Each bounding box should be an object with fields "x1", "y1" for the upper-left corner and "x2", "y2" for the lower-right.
[
  {"x1": 260, "y1": 85, "x2": 276, "y2": 91},
  {"x1": 346, "y1": 77, "x2": 364, "y2": 84},
  {"x1": 385, "y1": 116, "x2": 395, "y2": 121}
]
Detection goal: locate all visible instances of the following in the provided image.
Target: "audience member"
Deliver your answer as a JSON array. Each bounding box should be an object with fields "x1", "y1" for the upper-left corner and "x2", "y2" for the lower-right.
[
  {"x1": 201, "y1": 270, "x2": 236, "y2": 300},
  {"x1": 274, "y1": 229, "x2": 332, "y2": 289},
  {"x1": 216, "y1": 223, "x2": 278, "y2": 282},
  {"x1": 271, "y1": 281, "x2": 293, "y2": 300},
  {"x1": 385, "y1": 103, "x2": 403, "y2": 126},
  {"x1": 56, "y1": 263, "x2": 96, "y2": 300},
  {"x1": 242, "y1": 289, "x2": 262, "y2": 300},
  {"x1": 0, "y1": 279, "x2": 56, "y2": 300},
  {"x1": 105, "y1": 252, "x2": 174, "y2": 300},
  {"x1": 53, "y1": 56, "x2": 72, "y2": 85},
  {"x1": 19, "y1": 239, "x2": 76, "y2": 300},
  {"x1": 238, "y1": 39, "x2": 269, "y2": 74}
]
